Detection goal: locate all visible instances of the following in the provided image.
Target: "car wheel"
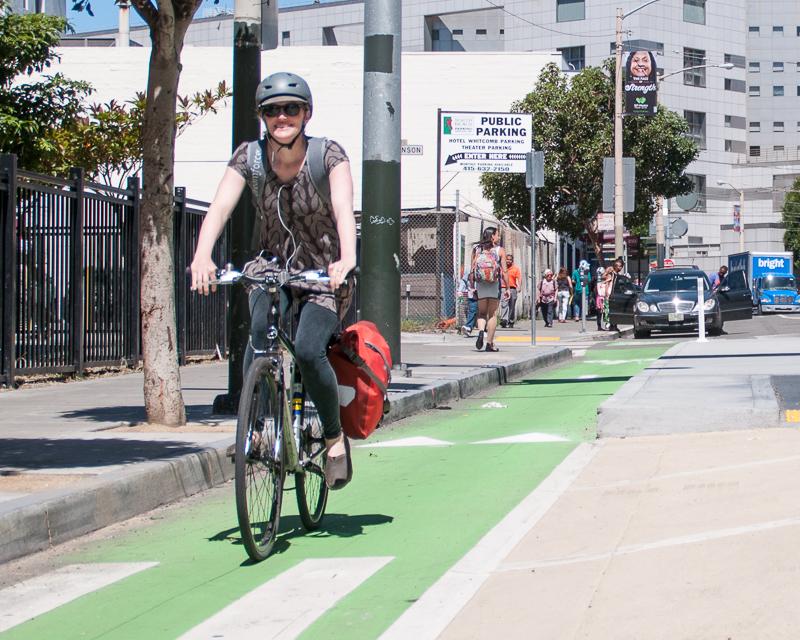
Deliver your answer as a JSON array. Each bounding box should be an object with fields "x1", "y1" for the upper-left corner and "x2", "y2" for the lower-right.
[
  {"x1": 757, "y1": 302, "x2": 763, "y2": 316},
  {"x1": 633, "y1": 328, "x2": 651, "y2": 339}
]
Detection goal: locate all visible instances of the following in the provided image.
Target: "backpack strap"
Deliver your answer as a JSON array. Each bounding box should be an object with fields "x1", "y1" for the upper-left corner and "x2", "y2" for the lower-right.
[
  {"x1": 306, "y1": 136, "x2": 331, "y2": 207},
  {"x1": 246, "y1": 139, "x2": 267, "y2": 250}
]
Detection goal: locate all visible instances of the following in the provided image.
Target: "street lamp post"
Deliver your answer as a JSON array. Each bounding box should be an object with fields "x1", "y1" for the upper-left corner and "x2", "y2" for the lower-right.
[{"x1": 718, "y1": 181, "x2": 745, "y2": 253}]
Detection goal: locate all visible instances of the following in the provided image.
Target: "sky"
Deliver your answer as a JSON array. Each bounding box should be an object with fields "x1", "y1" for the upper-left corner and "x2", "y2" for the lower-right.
[{"x1": 67, "y1": 0, "x2": 333, "y2": 34}]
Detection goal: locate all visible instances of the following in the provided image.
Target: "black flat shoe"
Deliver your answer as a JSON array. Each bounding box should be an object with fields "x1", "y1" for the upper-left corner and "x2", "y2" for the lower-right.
[
  {"x1": 475, "y1": 330, "x2": 485, "y2": 351},
  {"x1": 485, "y1": 343, "x2": 499, "y2": 352}
]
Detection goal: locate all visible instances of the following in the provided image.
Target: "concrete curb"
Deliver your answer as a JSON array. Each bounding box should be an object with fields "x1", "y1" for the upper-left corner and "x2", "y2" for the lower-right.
[{"x1": 1, "y1": 345, "x2": 576, "y2": 564}]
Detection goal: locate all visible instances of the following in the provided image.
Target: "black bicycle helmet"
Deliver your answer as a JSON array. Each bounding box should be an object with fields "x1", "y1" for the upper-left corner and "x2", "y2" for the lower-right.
[{"x1": 255, "y1": 72, "x2": 313, "y2": 114}]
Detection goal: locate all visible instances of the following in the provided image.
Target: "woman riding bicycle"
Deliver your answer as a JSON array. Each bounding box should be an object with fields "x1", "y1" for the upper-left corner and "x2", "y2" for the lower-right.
[{"x1": 190, "y1": 71, "x2": 357, "y2": 491}]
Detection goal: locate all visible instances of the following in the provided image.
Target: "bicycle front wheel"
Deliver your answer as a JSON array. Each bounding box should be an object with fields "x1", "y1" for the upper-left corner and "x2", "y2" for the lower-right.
[
  {"x1": 235, "y1": 357, "x2": 285, "y2": 562},
  {"x1": 295, "y1": 398, "x2": 329, "y2": 530}
]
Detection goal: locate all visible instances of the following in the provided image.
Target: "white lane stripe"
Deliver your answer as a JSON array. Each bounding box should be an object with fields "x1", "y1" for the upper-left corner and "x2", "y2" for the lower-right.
[
  {"x1": 180, "y1": 556, "x2": 393, "y2": 640},
  {"x1": 0, "y1": 562, "x2": 158, "y2": 633},
  {"x1": 472, "y1": 433, "x2": 569, "y2": 444},
  {"x1": 357, "y1": 437, "x2": 452, "y2": 448},
  {"x1": 379, "y1": 443, "x2": 596, "y2": 640},
  {"x1": 499, "y1": 516, "x2": 800, "y2": 571}
]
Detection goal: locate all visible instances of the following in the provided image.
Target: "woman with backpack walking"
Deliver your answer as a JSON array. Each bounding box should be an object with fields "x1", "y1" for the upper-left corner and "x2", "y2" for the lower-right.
[
  {"x1": 555, "y1": 267, "x2": 573, "y2": 323},
  {"x1": 470, "y1": 226, "x2": 507, "y2": 352},
  {"x1": 537, "y1": 269, "x2": 557, "y2": 327}
]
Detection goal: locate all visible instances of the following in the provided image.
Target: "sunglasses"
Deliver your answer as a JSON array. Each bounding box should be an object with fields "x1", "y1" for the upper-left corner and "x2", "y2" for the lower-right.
[{"x1": 261, "y1": 102, "x2": 304, "y2": 118}]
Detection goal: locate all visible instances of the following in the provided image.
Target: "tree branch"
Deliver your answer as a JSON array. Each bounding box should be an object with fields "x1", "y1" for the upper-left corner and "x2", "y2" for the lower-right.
[{"x1": 129, "y1": 0, "x2": 158, "y2": 30}]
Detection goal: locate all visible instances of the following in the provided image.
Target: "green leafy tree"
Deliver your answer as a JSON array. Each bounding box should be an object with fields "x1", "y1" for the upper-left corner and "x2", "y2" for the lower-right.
[
  {"x1": 52, "y1": 82, "x2": 230, "y2": 187},
  {"x1": 783, "y1": 176, "x2": 800, "y2": 273},
  {"x1": 0, "y1": 2, "x2": 93, "y2": 172},
  {"x1": 481, "y1": 61, "x2": 698, "y2": 262}
]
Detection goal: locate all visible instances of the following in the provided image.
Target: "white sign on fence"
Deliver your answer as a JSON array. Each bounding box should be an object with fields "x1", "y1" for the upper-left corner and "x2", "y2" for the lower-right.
[
  {"x1": 439, "y1": 111, "x2": 532, "y2": 174},
  {"x1": 596, "y1": 212, "x2": 614, "y2": 232}
]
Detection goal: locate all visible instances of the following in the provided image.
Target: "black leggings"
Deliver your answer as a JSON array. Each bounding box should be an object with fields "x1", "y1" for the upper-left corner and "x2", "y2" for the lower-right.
[{"x1": 245, "y1": 289, "x2": 342, "y2": 439}]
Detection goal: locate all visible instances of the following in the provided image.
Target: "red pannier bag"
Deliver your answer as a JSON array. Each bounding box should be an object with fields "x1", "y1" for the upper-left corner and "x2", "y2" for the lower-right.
[{"x1": 329, "y1": 320, "x2": 392, "y2": 439}]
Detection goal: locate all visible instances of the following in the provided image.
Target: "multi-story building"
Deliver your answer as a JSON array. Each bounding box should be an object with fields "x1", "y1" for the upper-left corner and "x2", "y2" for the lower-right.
[
  {"x1": 8, "y1": 0, "x2": 65, "y2": 16},
  {"x1": 69, "y1": 0, "x2": 800, "y2": 265}
]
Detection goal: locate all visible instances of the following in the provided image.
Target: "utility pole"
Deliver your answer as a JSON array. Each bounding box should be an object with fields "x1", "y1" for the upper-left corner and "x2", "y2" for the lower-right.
[
  {"x1": 738, "y1": 189, "x2": 745, "y2": 253},
  {"x1": 656, "y1": 195, "x2": 666, "y2": 267},
  {"x1": 613, "y1": 7, "x2": 624, "y2": 259},
  {"x1": 214, "y1": 0, "x2": 261, "y2": 414},
  {"x1": 361, "y1": 0, "x2": 402, "y2": 364}
]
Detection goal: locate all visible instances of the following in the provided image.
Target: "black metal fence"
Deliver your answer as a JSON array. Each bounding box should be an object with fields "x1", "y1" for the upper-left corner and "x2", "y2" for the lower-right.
[{"x1": 0, "y1": 154, "x2": 228, "y2": 387}]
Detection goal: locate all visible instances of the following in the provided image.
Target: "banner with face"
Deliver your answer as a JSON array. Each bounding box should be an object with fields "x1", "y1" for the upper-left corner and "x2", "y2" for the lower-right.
[{"x1": 624, "y1": 50, "x2": 658, "y2": 116}]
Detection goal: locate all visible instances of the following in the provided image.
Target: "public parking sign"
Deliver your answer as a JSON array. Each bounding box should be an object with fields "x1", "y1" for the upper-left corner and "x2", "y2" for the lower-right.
[{"x1": 439, "y1": 111, "x2": 532, "y2": 174}]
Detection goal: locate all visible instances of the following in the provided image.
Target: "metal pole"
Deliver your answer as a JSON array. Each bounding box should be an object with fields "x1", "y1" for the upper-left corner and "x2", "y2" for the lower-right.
[
  {"x1": 696, "y1": 276, "x2": 707, "y2": 343},
  {"x1": 739, "y1": 188, "x2": 745, "y2": 253},
  {"x1": 656, "y1": 195, "x2": 665, "y2": 268},
  {"x1": 215, "y1": 0, "x2": 261, "y2": 414},
  {"x1": 530, "y1": 186, "x2": 537, "y2": 347},
  {"x1": 580, "y1": 276, "x2": 587, "y2": 333},
  {"x1": 436, "y1": 108, "x2": 442, "y2": 212},
  {"x1": 361, "y1": 0, "x2": 402, "y2": 364},
  {"x1": 614, "y1": 7, "x2": 625, "y2": 259},
  {"x1": 117, "y1": 1, "x2": 130, "y2": 47}
]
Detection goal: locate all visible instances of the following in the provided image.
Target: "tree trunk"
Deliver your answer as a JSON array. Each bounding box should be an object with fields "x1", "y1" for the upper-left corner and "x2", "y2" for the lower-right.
[{"x1": 138, "y1": 16, "x2": 188, "y2": 426}]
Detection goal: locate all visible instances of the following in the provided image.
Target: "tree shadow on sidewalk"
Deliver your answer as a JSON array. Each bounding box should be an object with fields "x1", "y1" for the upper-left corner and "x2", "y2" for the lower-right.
[
  {"x1": 58, "y1": 403, "x2": 220, "y2": 425},
  {"x1": 0, "y1": 438, "x2": 206, "y2": 471}
]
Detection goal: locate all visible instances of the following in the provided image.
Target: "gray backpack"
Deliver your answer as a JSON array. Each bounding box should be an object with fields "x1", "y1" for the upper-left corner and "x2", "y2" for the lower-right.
[{"x1": 245, "y1": 136, "x2": 331, "y2": 206}]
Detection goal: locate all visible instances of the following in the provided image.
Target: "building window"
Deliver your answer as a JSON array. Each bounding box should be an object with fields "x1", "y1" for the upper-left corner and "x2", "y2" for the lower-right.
[
  {"x1": 683, "y1": 47, "x2": 706, "y2": 86},
  {"x1": 686, "y1": 174, "x2": 707, "y2": 211},
  {"x1": 281, "y1": 30, "x2": 291, "y2": 46},
  {"x1": 797, "y1": 121, "x2": 800, "y2": 131},
  {"x1": 725, "y1": 140, "x2": 746, "y2": 154},
  {"x1": 774, "y1": 121, "x2": 785, "y2": 132},
  {"x1": 749, "y1": 62, "x2": 760, "y2": 73},
  {"x1": 322, "y1": 26, "x2": 337, "y2": 46},
  {"x1": 452, "y1": 29, "x2": 463, "y2": 35},
  {"x1": 499, "y1": 29, "x2": 505, "y2": 34},
  {"x1": 683, "y1": 0, "x2": 705, "y2": 24},
  {"x1": 797, "y1": 26, "x2": 800, "y2": 36},
  {"x1": 797, "y1": 85, "x2": 800, "y2": 96},
  {"x1": 774, "y1": 62, "x2": 784, "y2": 72},
  {"x1": 750, "y1": 146, "x2": 761, "y2": 157},
  {"x1": 749, "y1": 121, "x2": 760, "y2": 132},
  {"x1": 774, "y1": 145, "x2": 785, "y2": 151},
  {"x1": 749, "y1": 26, "x2": 760, "y2": 34},
  {"x1": 724, "y1": 53, "x2": 746, "y2": 69},
  {"x1": 556, "y1": 0, "x2": 585, "y2": 22},
  {"x1": 609, "y1": 39, "x2": 664, "y2": 56},
  {"x1": 774, "y1": 85, "x2": 785, "y2": 96},
  {"x1": 725, "y1": 115, "x2": 746, "y2": 129},
  {"x1": 684, "y1": 110, "x2": 706, "y2": 149},
  {"x1": 773, "y1": 26, "x2": 784, "y2": 34},
  {"x1": 749, "y1": 85, "x2": 760, "y2": 96},
  {"x1": 725, "y1": 78, "x2": 746, "y2": 92},
  {"x1": 558, "y1": 45, "x2": 585, "y2": 71},
  {"x1": 476, "y1": 28, "x2": 487, "y2": 35}
]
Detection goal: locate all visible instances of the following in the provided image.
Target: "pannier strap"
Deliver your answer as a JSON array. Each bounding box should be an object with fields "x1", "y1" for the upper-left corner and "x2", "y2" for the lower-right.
[{"x1": 339, "y1": 340, "x2": 391, "y2": 404}]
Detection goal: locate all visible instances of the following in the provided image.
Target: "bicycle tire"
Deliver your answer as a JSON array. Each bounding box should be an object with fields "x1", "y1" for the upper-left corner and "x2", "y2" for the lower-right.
[
  {"x1": 235, "y1": 357, "x2": 285, "y2": 562},
  {"x1": 295, "y1": 398, "x2": 329, "y2": 530}
]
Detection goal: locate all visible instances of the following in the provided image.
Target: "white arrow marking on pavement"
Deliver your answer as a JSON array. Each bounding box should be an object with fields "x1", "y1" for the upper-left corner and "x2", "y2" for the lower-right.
[
  {"x1": 0, "y1": 562, "x2": 158, "y2": 633},
  {"x1": 379, "y1": 444, "x2": 596, "y2": 640},
  {"x1": 578, "y1": 374, "x2": 599, "y2": 379},
  {"x1": 472, "y1": 433, "x2": 569, "y2": 445},
  {"x1": 356, "y1": 436, "x2": 453, "y2": 448},
  {"x1": 180, "y1": 556, "x2": 393, "y2": 640}
]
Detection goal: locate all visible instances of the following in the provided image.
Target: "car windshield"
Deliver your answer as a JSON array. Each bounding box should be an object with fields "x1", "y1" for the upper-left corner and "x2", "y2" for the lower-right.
[
  {"x1": 644, "y1": 272, "x2": 710, "y2": 292},
  {"x1": 762, "y1": 276, "x2": 796, "y2": 289}
]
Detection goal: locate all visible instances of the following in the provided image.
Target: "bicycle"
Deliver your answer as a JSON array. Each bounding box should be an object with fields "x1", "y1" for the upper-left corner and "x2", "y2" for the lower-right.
[{"x1": 209, "y1": 261, "x2": 352, "y2": 562}]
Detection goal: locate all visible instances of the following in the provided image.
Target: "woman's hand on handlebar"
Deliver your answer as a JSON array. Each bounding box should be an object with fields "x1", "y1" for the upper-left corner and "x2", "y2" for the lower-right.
[
  {"x1": 327, "y1": 258, "x2": 356, "y2": 291},
  {"x1": 191, "y1": 255, "x2": 219, "y2": 296}
]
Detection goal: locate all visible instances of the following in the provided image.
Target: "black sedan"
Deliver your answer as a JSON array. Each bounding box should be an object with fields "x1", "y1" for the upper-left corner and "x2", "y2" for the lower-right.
[{"x1": 609, "y1": 267, "x2": 753, "y2": 338}]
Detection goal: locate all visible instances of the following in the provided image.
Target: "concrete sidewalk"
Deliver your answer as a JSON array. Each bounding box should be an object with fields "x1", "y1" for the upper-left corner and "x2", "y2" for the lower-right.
[
  {"x1": 0, "y1": 319, "x2": 622, "y2": 564},
  {"x1": 395, "y1": 335, "x2": 800, "y2": 640}
]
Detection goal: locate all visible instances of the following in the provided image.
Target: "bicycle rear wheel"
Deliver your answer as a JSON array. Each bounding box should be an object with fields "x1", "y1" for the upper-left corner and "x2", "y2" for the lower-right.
[
  {"x1": 235, "y1": 357, "x2": 285, "y2": 562},
  {"x1": 295, "y1": 398, "x2": 329, "y2": 530}
]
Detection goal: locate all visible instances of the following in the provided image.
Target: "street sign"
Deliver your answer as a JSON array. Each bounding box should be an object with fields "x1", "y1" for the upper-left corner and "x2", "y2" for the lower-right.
[
  {"x1": 602, "y1": 157, "x2": 635, "y2": 213},
  {"x1": 401, "y1": 144, "x2": 423, "y2": 155},
  {"x1": 439, "y1": 111, "x2": 532, "y2": 174},
  {"x1": 525, "y1": 151, "x2": 544, "y2": 188},
  {"x1": 596, "y1": 212, "x2": 614, "y2": 232},
  {"x1": 261, "y1": 0, "x2": 278, "y2": 50}
]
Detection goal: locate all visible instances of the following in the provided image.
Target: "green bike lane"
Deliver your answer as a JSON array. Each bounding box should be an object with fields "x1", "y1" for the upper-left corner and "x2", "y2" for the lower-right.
[{"x1": 2, "y1": 343, "x2": 670, "y2": 640}]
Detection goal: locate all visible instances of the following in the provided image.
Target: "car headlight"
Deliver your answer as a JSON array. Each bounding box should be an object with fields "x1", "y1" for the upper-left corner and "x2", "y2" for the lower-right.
[
  {"x1": 636, "y1": 301, "x2": 650, "y2": 313},
  {"x1": 650, "y1": 304, "x2": 659, "y2": 312},
  {"x1": 761, "y1": 298, "x2": 770, "y2": 303},
  {"x1": 703, "y1": 299, "x2": 716, "y2": 310}
]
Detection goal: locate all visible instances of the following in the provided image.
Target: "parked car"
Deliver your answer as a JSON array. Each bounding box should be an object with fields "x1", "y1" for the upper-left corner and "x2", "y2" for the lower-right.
[{"x1": 608, "y1": 267, "x2": 753, "y2": 339}]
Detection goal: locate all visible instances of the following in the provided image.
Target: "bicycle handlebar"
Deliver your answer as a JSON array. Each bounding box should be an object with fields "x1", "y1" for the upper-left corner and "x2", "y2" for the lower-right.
[{"x1": 188, "y1": 264, "x2": 359, "y2": 288}]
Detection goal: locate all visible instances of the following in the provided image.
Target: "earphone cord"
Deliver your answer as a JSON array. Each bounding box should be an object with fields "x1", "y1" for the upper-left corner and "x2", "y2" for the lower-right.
[{"x1": 276, "y1": 184, "x2": 298, "y2": 271}]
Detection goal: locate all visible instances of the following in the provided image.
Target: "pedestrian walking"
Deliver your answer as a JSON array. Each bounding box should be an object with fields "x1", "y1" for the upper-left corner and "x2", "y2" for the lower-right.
[
  {"x1": 470, "y1": 227, "x2": 507, "y2": 352},
  {"x1": 607, "y1": 257, "x2": 629, "y2": 332},
  {"x1": 596, "y1": 266, "x2": 615, "y2": 330},
  {"x1": 555, "y1": 267, "x2": 573, "y2": 323},
  {"x1": 458, "y1": 271, "x2": 478, "y2": 337},
  {"x1": 500, "y1": 253, "x2": 521, "y2": 328},
  {"x1": 571, "y1": 261, "x2": 589, "y2": 322},
  {"x1": 537, "y1": 269, "x2": 557, "y2": 327}
]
